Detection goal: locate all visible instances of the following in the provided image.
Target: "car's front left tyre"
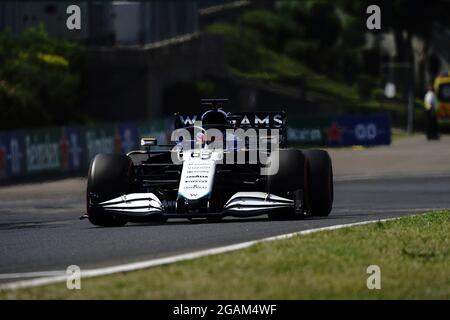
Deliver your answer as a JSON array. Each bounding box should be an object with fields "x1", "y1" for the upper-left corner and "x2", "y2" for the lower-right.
[{"x1": 304, "y1": 149, "x2": 333, "y2": 217}]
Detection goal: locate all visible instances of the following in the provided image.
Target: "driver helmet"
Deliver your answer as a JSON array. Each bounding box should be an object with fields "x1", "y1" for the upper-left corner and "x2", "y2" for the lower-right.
[{"x1": 201, "y1": 109, "x2": 228, "y2": 127}]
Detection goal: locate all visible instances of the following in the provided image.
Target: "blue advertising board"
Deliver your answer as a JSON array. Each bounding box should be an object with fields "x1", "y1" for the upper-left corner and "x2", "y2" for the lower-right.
[
  {"x1": 0, "y1": 130, "x2": 26, "y2": 178},
  {"x1": 326, "y1": 113, "x2": 391, "y2": 147},
  {"x1": 116, "y1": 121, "x2": 139, "y2": 154}
]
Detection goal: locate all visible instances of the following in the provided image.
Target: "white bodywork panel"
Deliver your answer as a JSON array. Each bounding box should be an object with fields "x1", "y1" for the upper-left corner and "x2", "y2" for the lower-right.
[
  {"x1": 177, "y1": 150, "x2": 222, "y2": 201},
  {"x1": 97, "y1": 150, "x2": 295, "y2": 216},
  {"x1": 224, "y1": 192, "x2": 293, "y2": 212},
  {"x1": 99, "y1": 193, "x2": 163, "y2": 215}
]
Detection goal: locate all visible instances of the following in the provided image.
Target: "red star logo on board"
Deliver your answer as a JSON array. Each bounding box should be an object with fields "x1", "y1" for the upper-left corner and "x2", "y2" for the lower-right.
[
  {"x1": 114, "y1": 128, "x2": 122, "y2": 154},
  {"x1": 60, "y1": 129, "x2": 70, "y2": 170},
  {"x1": 327, "y1": 122, "x2": 344, "y2": 142}
]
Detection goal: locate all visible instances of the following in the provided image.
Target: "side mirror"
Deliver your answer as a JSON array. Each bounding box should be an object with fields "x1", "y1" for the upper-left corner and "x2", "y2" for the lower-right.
[{"x1": 141, "y1": 138, "x2": 157, "y2": 147}]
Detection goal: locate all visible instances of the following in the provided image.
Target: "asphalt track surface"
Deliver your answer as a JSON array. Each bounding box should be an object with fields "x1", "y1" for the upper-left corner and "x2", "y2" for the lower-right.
[{"x1": 0, "y1": 136, "x2": 449, "y2": 284}]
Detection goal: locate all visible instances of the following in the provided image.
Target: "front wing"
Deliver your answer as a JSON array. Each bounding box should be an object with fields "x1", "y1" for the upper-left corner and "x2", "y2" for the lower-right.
[{"x1": 93, "y1": 192, "x2": 294, "y2": 218}]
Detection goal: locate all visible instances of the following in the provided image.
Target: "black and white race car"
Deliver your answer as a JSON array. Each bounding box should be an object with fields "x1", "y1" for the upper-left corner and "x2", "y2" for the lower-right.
[{"x1": 85, "y1": 99, "x2": 333, "y2": 227}]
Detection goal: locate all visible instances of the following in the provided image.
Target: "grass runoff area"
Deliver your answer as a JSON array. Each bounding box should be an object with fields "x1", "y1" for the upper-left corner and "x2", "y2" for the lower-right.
[{"x1": 1, "y1": 211, "x2": 448, "y2": 299}]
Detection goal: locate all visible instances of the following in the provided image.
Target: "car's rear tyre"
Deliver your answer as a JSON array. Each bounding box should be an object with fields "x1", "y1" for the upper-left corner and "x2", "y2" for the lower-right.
[
  {"x1": 266, "y1": 149, "x2": 306, "y2": 220},
  {"x1": 304, "y1": 150, "x2": 333, "y2": 216},
  {"x1": 87, "y1": 154, "x2": 133, "y2": 227}
]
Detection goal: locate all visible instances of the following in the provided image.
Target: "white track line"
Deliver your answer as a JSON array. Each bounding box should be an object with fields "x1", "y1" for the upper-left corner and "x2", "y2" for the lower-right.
[
  {"x1": 0, "y1": 215, "x2": 416, "y2": 291},
  {"x1": 0, "y1": 271, "x2": 65, "y2": 280},
  {"x1": 335, "y1": 172, "x2": 450, "y2": 182}
]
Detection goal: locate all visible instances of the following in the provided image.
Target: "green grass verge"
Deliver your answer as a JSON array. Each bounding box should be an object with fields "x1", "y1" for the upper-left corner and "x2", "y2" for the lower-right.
[
  {"x1": 1, "y1": 211, "x2": 448, "y2": 299},
  {"x1": 391, "y1": 128, "x2": 418, "y2": 141}
]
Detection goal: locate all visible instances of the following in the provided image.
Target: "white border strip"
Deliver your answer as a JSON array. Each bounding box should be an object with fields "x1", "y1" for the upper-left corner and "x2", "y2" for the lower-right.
[
  {"x1": 0, "y1": 216, "x2": 407, "y2": 291},
  {"x1": 335, "y1": 172, "x2": 450, "y2": 182}
]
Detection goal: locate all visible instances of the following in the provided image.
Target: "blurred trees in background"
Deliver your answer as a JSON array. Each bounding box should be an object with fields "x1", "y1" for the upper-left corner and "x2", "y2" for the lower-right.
[
  {"x1": 206, "y1": 1, "x2": 377, "y2": 105},
  {"x1": 203, "y1": 0, "x2": 450, "y2": 130},
  {"x1": 0, "y1": 25, "x2": 85, "y2": 129},
  {"x1": 338, "y1": 0, "x2": 450, "y2": 94},
  {"x1": 2, "y1": 1, "x2": 450, "y2": 129},
  {"x1": 207, "y1": 0, "x2": 450, "y2": 106}
]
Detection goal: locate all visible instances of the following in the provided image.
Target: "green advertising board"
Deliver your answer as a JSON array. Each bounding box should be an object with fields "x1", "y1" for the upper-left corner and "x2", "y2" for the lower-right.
[
  {"x1": 24, "y1": 127, "x2": 62, "y2": 173},
  {"x1": 138, "y1": 120, "x2": 170, "y2": 144},
  {"x1": 84, "y1": 124, "x2": 118, "y2": 164},
  {"x1": 287, "y1": 116, "x2": 331, "y2": 145}
]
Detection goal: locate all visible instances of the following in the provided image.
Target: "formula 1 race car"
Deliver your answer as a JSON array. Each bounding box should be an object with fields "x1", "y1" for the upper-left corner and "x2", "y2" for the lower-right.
[{"x1": 85, "y1": 99, "x2": 333, "y2": 226}]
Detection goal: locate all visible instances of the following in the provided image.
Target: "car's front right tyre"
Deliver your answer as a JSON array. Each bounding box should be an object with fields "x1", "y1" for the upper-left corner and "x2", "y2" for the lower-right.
[
  {"x1": 86, "y1": 154, "x2": 133, "y2": 227},
  {"x1": 266, "y1": 149, "x2": 307, "y2": 220}
]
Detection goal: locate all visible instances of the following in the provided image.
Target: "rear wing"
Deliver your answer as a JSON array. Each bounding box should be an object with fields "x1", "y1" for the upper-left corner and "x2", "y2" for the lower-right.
[{"x1": 174, "y1": 111, "x2": 287, "y2": 148}]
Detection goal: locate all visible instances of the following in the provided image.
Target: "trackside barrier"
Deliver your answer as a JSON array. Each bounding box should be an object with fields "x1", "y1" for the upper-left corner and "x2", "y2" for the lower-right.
[
  {"x1": 0, "y1": 120, "x2": 170, "y2": 181},
  {"x1": 288, "y1": 113, "x2": 391, "y2": 146},
  {"x1": 0, "y1": 113, "x2": 391, "y2": 181}
]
